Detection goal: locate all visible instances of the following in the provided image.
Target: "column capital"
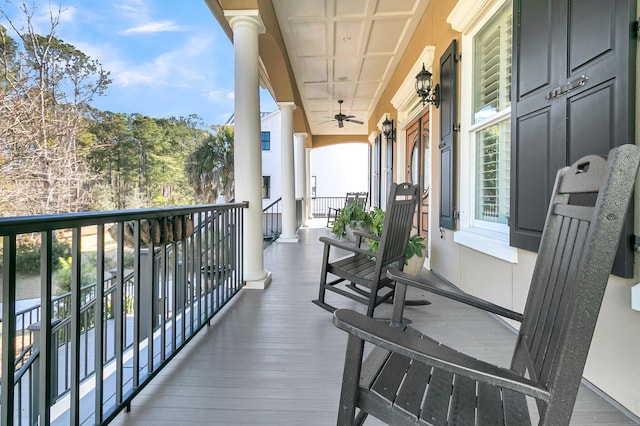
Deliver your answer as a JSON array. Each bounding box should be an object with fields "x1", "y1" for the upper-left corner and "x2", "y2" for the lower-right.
[
  {"x1": 294, "y1": 132, "x2": 308, "y2": 139},
  {"x1": 277, "y1": 102, "x2": 296, "y2": 111},
  {"x1": 225, "y1": 10, "x2": 266, "y2": 33}
]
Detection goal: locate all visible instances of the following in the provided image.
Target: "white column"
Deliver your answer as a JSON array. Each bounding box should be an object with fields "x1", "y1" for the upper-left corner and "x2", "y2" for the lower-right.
[
  {"x1": 294, "y1": 133, "x2": 308, "y2": 226},
  {"x1": 277, "y1": 102, "x2": 298, "y2": 242},
  {"x1": 306, "y1": 148, "x2": 313, "y2": 221},
  {"x1": 226, "y1": 10, "x2": 271, "y2": 289}
]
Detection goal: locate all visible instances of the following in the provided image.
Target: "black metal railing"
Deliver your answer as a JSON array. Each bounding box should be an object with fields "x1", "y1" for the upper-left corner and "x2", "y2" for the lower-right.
[
  {"x1": 0, "y1": 203, "x2": 247, "y2": 425},
  {"x1": 262, "y1": 198, "x2": 281, "y2": 243},
  {"x1": 311, "y1": 197, "x2": 344, "y2": 218}
]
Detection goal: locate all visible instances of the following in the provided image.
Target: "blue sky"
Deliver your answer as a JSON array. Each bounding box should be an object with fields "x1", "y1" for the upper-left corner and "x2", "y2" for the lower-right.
[{"x1": 2, "y1": 0, "x2": 277, "y2": 125}]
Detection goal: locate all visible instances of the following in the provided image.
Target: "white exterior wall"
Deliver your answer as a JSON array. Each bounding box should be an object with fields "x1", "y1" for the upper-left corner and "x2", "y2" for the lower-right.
[
  {"x1": 310, "y1": 143, "x2": 369, "y2": 197},
  {"x1": 260, "y1": 113, "x2": 368, "y2": 207},
  {"x1": 260, "y1": 111, "x2": 282, "y2": 209}
]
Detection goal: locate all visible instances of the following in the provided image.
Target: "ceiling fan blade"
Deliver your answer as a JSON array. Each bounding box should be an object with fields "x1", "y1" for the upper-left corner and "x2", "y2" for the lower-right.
[{"x1": 344, "y1": 118, "x2": 364, "y2": 125}]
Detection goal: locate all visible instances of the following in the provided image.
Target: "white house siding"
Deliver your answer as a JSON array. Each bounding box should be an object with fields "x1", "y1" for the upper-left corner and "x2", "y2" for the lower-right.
[
  {"x1": 310, "y1": 143, "x2": 369, "y2": 198},
  {"x1": 260, "y1": 111, "x2": 282, "y2": 209},
  {"x1": 260, "y1": 112, "x2": 368, "y2": 208}
]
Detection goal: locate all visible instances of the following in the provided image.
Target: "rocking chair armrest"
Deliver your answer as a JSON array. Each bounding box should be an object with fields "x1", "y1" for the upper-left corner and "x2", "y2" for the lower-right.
[
  {"x1": 387, "y1": 269, "x2": 524, "y2": 322},
  {"x1": 319, "y1": 236, "x2": 377, "y2": 258},
  {"x1": 351, "y1": 229, "x2": 379, "y2": 241},
  {"x1": 333, "y1": 309, "x2": 550, "y2": 401}
]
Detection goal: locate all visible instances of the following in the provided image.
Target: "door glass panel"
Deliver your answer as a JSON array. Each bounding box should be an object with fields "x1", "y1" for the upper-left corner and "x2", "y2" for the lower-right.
[
  {"x1": 410, "y1": 141, "x2": 419, "y2": 185},
  {"x1": 423, "y1": 133, "x2": 430, "y2": 196}
]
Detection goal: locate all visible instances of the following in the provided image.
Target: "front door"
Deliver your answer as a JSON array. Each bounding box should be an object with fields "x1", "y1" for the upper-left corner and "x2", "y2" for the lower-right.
[{"x1": 406, "y1": 112, "x2": 430, "y2": 254}]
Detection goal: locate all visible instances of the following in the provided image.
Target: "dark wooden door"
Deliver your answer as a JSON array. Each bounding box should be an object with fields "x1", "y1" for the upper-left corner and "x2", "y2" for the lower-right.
[
  {"x1": 405, "y1": 112, "x2": 430, "y2": 249},
  {"x1": 511, "y1": 0, "x2": 635, "y2": 276}
]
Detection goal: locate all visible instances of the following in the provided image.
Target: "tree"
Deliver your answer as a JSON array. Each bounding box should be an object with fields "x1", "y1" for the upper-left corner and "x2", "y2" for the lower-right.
[
  {"x1": 185, "y1": 125, "x2": 235, "y2": 203},
  {"x1": 0, "y1": 2, "x2": 110, "y2": 215},
  {"x1": 88, "y1": 112, "x2": 206, "y2": 209}
]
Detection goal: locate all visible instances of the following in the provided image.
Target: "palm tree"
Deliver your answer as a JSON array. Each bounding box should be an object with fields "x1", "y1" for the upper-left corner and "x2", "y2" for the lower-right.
[{"x1": 185, "y1": 125, "x2": 234, "y2": 203}]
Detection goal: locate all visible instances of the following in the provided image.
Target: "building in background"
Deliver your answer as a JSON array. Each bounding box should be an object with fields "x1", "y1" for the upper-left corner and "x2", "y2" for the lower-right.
[{"x1": 228, "y1": 111, "x2": 368, "y2": 209}]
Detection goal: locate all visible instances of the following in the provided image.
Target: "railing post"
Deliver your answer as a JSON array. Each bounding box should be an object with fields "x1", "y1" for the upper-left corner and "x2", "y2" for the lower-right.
[
  {"x1": 177, "y1": 260, "x2": 185, "y2": 313},
  {"x1": 28, "y1": 318, "x2": 61, "y2": 424},
  {"x1": 139, "y1": 248, "x2": 155, "y2": 343},
  {"x1": 28, "y1": 322, "x2": 41, "y2": 424}
]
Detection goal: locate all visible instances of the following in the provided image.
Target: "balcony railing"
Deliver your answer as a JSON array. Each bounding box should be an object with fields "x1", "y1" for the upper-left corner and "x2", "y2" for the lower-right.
[
  {"x1": 262, "y1": 198, "x2": 281, "y2": 243},
  {"x1": 0, "y1": 203, "x2": 247, "y2": 425},
  {"x1": 311, "y1": 197, "x2": 344, "y2": 219}
]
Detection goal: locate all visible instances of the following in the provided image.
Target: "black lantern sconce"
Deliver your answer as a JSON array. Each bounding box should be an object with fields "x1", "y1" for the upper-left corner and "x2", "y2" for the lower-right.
[
  {"x1": 415, "y1": 64, "x2": 440, "y2": 108},
  {"x1": 382, "y1": 115, "x2": 394, "y2": 142}
]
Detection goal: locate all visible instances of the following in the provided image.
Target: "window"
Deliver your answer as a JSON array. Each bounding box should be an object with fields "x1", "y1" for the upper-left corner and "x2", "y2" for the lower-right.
[
  {"x1": 471, "y1": 1, "x2": 512, "y2": 230},
  {"x1": 454, "y1": 0, "x2": 516, "y2": 263},
  {"x1": 261, "y1": 131, "x2": 270, "y2": 150},
  {"x1": 262, "y1": 176, "x2": 271, "y2": 199},
  {"x1": 311, "y1": 176, "x2": 316, "y2": 198}
]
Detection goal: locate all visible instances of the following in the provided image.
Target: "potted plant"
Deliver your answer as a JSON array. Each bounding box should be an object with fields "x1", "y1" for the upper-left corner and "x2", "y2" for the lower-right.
[
  {"x1": 332, "y1": 201, "x2": 372, "y2": 241},
  {"x1": 403, "y1": 233, "x2": 427, "y2": 275},
  {"x1": 366, "y1": 207, "x2": 426, "y2": 275}
]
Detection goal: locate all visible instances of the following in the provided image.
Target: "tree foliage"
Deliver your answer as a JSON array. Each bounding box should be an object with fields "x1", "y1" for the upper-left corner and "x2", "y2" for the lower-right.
[
  {"x1": 185, "y1": 125, "x2": 235, "y2": 203},
  {"x1": 0, "y1": 2, "x2": 237, "y2": 216},
  {"x1": 87, "y1": 112, "x2": 207, "y2": 209},
  {"x1": 0, "y1": 3, "x2": 110, "y2": 215}
]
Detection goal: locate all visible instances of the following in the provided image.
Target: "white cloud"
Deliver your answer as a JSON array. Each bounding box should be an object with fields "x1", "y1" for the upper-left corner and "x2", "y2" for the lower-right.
[
  {"x1": 115, "y1": 0, "x2": 149, "y2": 22},
  {"x1": 207, "y1": 90, "x2": 224, "y2": 100},
  {"x1": 57, "y1": 6, "x2": 77, "y2": 24},
  {"x1": 98, "y1": 33, "x2": 215, "y2": 88},
  {"x1": 123, "y1": 20, "x2": 187, "y2": 34},
  {"x1": 226, "y1": 92, "x2": 235, "y2": 100}
]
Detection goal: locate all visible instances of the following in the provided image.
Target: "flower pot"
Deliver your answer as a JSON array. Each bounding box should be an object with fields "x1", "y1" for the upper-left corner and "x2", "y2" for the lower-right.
[
  {"x1": 403, "y1": 249, "x2": 426, "y2": 275},
  {"x1": 345, "y1": 223, "x2": 370, "y2": 243}
]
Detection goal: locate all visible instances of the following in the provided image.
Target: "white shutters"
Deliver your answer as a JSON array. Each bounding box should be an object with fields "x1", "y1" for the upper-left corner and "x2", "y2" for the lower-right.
[{"x1": 472, "y1": 1, "x2": 512, "y2": 227}]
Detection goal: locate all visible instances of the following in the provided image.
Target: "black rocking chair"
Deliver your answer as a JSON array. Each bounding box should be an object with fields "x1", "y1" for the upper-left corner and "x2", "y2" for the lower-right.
[
  {"x1": 333, "y1": 145, "x2": 640, "y2": 425},
  {"x1": 314, "y1": 183, "x2": 419, "y2": 317},
  {"x1": 327, "y1": 191, "x2": 369, "y2": 228}
]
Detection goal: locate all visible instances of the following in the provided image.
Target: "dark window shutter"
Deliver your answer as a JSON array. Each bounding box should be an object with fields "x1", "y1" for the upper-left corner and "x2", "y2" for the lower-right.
[
  {"x1": 439, "y1": 39, "x2": 458, "y2": 230},
  {"x1": 511, "y1": 0, "x2": 636, "y2": 277}
]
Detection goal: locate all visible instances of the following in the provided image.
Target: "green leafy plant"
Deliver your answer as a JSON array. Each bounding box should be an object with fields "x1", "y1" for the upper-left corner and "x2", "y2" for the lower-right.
[
  {"x1": 55, "y1": 253, "x2": 98, "y2": 294},
  {"x1": 1, "y1": 237, "x2": 72, "y2": 275},
  {"x1": 332, "y1": 201, "x2": 373, "y2": 238},
  {"x1": 404, "y1": 234, "x2": 426, "y2": 264},
  {"x1": 365, "y1": 206, "x2": 385, "y2": 252},
  {"x1": 365, "y1": 207, "x2": 426, "y2": 264}
]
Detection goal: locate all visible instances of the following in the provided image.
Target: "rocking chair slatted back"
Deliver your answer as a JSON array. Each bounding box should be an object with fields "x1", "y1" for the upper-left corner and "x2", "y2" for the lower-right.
[
  {"x1": 512, "y1": 148, "x2": 640, "y2": 423},
  {"x1": 377, "y1": 184, "x2": 421, "y2": 266},
  {"x1": 327, "y1": 192, "x2": 369, "y2": 228}
]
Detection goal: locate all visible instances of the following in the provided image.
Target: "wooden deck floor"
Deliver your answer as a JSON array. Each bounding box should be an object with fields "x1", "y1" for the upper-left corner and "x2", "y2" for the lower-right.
[{"x1": 110, "y1": 221, "x2": 638, "y2": 425}]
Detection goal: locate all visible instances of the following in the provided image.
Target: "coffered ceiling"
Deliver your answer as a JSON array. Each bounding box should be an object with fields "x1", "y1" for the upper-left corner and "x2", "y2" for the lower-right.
[{"x1": 271, "y1": 0, "x2": 430, "y2": 136}]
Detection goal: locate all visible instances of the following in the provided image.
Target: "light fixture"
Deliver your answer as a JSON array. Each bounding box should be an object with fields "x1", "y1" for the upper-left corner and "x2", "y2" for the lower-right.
[
  {"x1": 382, "y1": 115, "x2": 394, "y2": 142},
  {"x1": 415, "y1": 64, "x2": 440, "y2": 108}
]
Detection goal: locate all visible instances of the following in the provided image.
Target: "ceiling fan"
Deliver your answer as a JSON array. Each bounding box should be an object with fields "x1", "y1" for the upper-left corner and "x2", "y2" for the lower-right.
[{"x1": 326, "y1": 99, "x2": 364, "y2": 128}]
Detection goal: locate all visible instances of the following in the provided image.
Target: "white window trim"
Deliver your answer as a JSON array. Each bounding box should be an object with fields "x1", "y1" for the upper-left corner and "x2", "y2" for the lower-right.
[{"x1": 452, "y1": 0, "x2": 518, "y2": 263}]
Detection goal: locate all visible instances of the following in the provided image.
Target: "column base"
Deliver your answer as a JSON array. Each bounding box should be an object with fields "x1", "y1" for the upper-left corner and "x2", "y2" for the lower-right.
[
  {"x1": 244, "y1": 271, "x2": 272, "y2": 289},
  {"x1": 277, "y1": 235, "x2": 299, "y2": 243}
]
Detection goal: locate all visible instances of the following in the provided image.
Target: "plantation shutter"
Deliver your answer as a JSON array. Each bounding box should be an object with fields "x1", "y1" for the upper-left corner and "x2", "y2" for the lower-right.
[
  {"x1": 439, "y1": 40, "x2": 458, "y2": 230},
  {"x1": 474, "y1": 8, "x2": 512, "y2": 224}
]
